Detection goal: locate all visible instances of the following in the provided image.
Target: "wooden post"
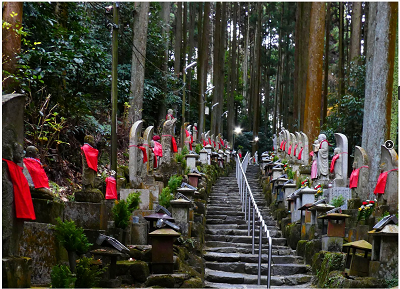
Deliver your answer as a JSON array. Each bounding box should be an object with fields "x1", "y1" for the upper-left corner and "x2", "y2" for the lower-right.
[{"x1": 111, "y1": 2, "x2": 119, "y2": 172}]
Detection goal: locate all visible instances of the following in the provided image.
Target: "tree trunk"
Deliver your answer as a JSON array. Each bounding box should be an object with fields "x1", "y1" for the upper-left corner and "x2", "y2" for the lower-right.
[
  {"x1": 362, "y1": 2, "x2": 397, "y2": 196},
  {"x1": 338, "y1": 2, "x2": 345, "y2": 97},
  {"x1": 243, "y1": 6, "x2": 249, "y2": 108},
  {"x1": 174, "y1": 3, "x2": 182, "y2": 78},
  {"x1": 217, "y1": 3, "x2": 227, "y2": 135},
  {"x1": 198, "y1": 2, "x2": 210, "y2": 135},
  {"x1": 129, "y1": 2, "x2": 150, "y2": 125},
  {"x1": 228, "y1": 2, "x2": 237, "y2": 145},
  {"x1": 187, "y1": 2, "x2": 195, "y2": 122},
  {"x1": 158, "y1": 2, "x2": 171, "y2": 123},
  {"x1": 2, "y1": 2, "x2": 23, "y2": 92},
  {"x1": 303, "y1": 2, "x2": 326, "y2": 152},
  {"x1": 321, "y1": 2, "x2": 331, "y2": 127},
  {"x1": 211, "y1": 2, "x2": 221, "y2": 137},
  {"x1": 350, "y1": 2, "x2": 362, "y2": 63}
]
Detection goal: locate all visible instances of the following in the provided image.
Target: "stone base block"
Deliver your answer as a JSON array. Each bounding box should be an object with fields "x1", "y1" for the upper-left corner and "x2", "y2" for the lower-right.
[
  {"x1": 102, "y1": 278, "x2": 121, "y2": 288},
  {"x1": 322, "y1": 236, "x2": 343, "y2": 252},
  {"x1": 75, "y1": 189, "x2": 104, "y2": 203},
  {"x1": 32, "y1": 198, "x2": 64, "y2": 225},
  {"x1": 131, "y1": 222, "x2": 148, "y2": 245},
  {"x1": 63, "y1": 201, "x2": 102, "y2": 230},
  {"x1": 2, "y1": 256, "x2": 32, "y2": 288}
]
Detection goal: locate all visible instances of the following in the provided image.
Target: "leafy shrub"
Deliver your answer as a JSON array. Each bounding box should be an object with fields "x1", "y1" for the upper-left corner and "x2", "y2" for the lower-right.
[
  {"x1": 51, "y1": 264, "x2": 76, "y2": 288},
  {"x1": 112, "y1": 200, "x2": 131, "y2": 229},
  {"x1": 175, "y1": 153, "x2": 184, "y2": 163},
  {"x1": 182, "y1": 146, "x2": 189, "y2": 155},
  {"x1": 54, "y1": 217, "x2": 92, "y2": 254},
  {"x1": 75, "y1": 257, "x2": 106, "y2": 288},
  {"x1": 330, "y1": 195, "x2": 345, "y2": 208},
  {"x1": 195, "y1": 143, "x2": 203, "y2": 154},
  {"x1": 168, "y1": 175, "x2": 183, "y2": 193},
  {"x1": 126, "y1": 191, "x2": 141, "y2": 213},
  {"x1": 273, "y1": 156, "x2": 279, "y2": 162},
  {"x1": 159, "y1": 187, "x2": 174, "y2": 208}
]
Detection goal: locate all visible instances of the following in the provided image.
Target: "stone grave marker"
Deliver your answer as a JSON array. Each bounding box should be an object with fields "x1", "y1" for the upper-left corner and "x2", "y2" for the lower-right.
[{"x1": 129, "y1": 120, "x2": 144, "y2": 187}]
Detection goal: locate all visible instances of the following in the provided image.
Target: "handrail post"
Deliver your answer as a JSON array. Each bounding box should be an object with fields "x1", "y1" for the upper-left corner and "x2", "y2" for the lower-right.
[
  {"x1": 248, "y1": 196, "x2": 251, "y2": 236},
  {"x1": 258, "y1": 227, "x2": 262, "y2": 285},
  {"x1": 252, "y1": 206, "x2": 255, "y2": 254},
  {"x1": 267, "y1": 237, "x2": 272, "y2": 288},
  {"x1": 244, "y1": 187, "x2": 247, "y2": 220}
]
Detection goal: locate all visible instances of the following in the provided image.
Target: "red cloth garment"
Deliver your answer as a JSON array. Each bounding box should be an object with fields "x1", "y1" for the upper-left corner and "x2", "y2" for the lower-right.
[
  {"x1": 203, "y1": 140, "x2": 207, "y2": 147},
  {"x1": 3, "y1": 159, "x2": 36, "y2": 220},
  {"x1": 81, "y1": 143, "x2": 99, "y2": 172},
  {"x1": 189, "y1": 142, "x2": 193, "y2": 151},
  {"x1": 297, "y1": 147, "x2": 303, "y2": 160},
  {"x1": 153, "y1": 135, "x2": 161, "y2": 142},
  {"x1": 374, "y1": 169, "x2": 398, "y2": 195},
  {"x1": 185, "y1": 129, "x2": 190, "y2": 138},
  {"x1": 280, "y1": 141, "x2": 284, "y2": 150},
  {"x1": 294, "y1": 144, "x2": 298, "y2": 156},
  {"x1": 171, "y1": 136, "x2": 178, "y2": 153},
  {"x1": 239, "y1": 153, "x2": 242, "y2": 158},
  {"x1": 330, "y1": 154, "x2": 340, "y2": 173},
  {"x1": 23, "y1": 158, "x2": 49, "y2": 188},
  {"x1": 166, "y1": 114, "x2": 174, "y2": 120},
  {"x1": 319, "y1": 139, "x2": 332, "y2": 148},
  {"x1": 208, "y1": 138, "x2": 211, "y2": 145},
  {"x1": 213, "y1": 141, "x2": 216, "y2": 148},
  {"x1": 283, "y1": 141, "x2": 287, "y2": 151},
  {"x1": 129, "y1": 145, "x2": 148, "y2": 163},
  {"x1": 221, "y1": 139, "x2": 225, "y2": 146},
  {"x1": 288, "y1": 145, "x2": 292, "y2": 155},
  {"x1": 105, "y1": 177, "x2": 117, "y2": 200},
  {"x1": 153, "y1": 141, "x2": 163, "y2": 157},
  {"x1": 153, "y1": 152, "x2": 158, "y2": 168}
]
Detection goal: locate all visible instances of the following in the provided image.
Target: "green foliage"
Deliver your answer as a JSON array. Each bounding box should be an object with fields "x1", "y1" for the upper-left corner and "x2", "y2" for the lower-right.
[
  {"x1": 286, "y1": 168, "x2": 295, "y2": 180},
  {"x1": 51, "y1": 264, "x2": 76, "y2": 288},
  {"x1": 330, "y1": 195, "x2": 345, "y2": 208},
  {"x1": 54, "y1": 217, "x2": 92, "y2": 254},
  {"x1": 182, "y1": 146, "x2": 189, "y2": 156},
  {"x1": 195, "y1": 143, "x2": 203, "y2": 154},
  {"x1": 75, "y1": 256, "x2": 106, "y2": 288},
  {"x1": 168, "y1": 175, "x2": 183, "y2": 193},
  {"x1": 159, "y1": 187, "x2": 174, "y2": 208},
  {"x1": 126, "y1": 191, "x2": 141, "y2": 213},
  {"x1": 385, "y1": 275, "x2": 398, "y2": 288},
  {"x1": 112, "y1": 200, "x2": 131, "y2": 229},
  {"x1": 296, "y1": 177, "x2": 304, "y2": 189},
  {"x1": 273, "y1": 156, "x2": 279, "y2": 162},
  {"x1": 175, "y1": 153, "x2": 184, "y2": 163}
]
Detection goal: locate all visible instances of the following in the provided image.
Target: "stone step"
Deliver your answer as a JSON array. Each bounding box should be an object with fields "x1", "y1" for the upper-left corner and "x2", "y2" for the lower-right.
[
  {"x1": 204, "y1": 281, "x2": 313, "y2": 288},
  {"x1": 204, "y1": 246, "x2": 294, "y2": 256},
  {"x1": 205, "y1": 212, "x2": 274, "y2": 220},
  {"x1": 204, "y1": 252, "x2": 301, "y2": 264},
  {"x1": 205, "y1": 262, "x2": 309, "y2": 276},
  {"x1": 205, "y1": 229, "x2": 281, "y2": 238},
  {"x1": 205, "y1": 235, "x2": 287, "y2": 246},
  {"x1": 205, "y1": 240, "x2": 289, "y2": 250},
  {"x1": 205, "y1": 224, "x2": 278, "y2": 231},
  {"x1": 205, "y1": 269, "x2": 312, "y2": 286},
  {"x1": 206, "y1": 218, "x2": 276, "y2": 226}
]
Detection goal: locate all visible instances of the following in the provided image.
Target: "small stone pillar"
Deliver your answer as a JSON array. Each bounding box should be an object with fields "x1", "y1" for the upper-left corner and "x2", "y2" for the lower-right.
[
  {"x1": 149, "y1": 228, "x2": 180, "y2": 273},
  {"x1": 298, "y1": 187, "x2": 316, "y2": 233},
  {"x1": 187, "y1": 173, "x2": 202, "y2": 188},
  {"x1": 292, "y1": 193, "x2": 301, "y2": 223},
  {"x1": 272, "y1": 166, "x2": 284, "y2": 180},
  {"x1": 199, "y1": 149, "x2": 208, "y2": 165},
  {"x1": 185, "y1": 153, "x2": 199, "y2": 170},
  {"x1": 170, "y1": 199, "x2": 191, "y2": 236},
  {"x1": 204, "y1": 144, "x2": 213, "y2": 165},
  {"x1": 308, "y1": 203, "x2": 334, "y2": 232},
  {"x1": 176, "y1": 187, "x2": 196, "y2": 201},
  {"x1": 282, "y1": 183, "x2": 297, "y2": 208},
  {"x1": 319, "y1": 213, "x2": 350, "y2": 252},
  {"x1": 144, "y1": 213, "x2": 175, "y2": 234},
  {"x1": 129, "y1": 120, "x2": 144, "y2": 187}
]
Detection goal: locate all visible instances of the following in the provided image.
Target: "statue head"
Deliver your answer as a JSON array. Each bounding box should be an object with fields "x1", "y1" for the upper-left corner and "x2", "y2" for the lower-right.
[
  {"x1": 318, "y1": 134, "x2": 326, "y2": 142},
  {"x1": 84, "y1": 135, "x2": 95, "y2": 146},
  {"x1": 25, "y1": 146, "x2": 39, "y2": 158},
  {"x1": 167, "y1": 109, "x2": 173, "y2": 115},
  {"x1": 194, "y1": 123, "x2": 197, "y2": 127},
  {"x1": 12, "y1": 143, "x2": 24, "y2": 163},
  {"x1": 334, "y1": 147, "x2": 341, "y2": 155}
]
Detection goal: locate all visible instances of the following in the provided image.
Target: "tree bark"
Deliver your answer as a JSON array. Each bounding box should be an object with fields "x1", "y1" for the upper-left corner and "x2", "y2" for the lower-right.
[
  {"x1": 321, "y1": 2, "x2": 331, "y2": 127},
  {"x1": 187, "y1": 2, "x2": 195, "y2": 122},
  {"x1": 362, "y1": 2, "x2": 397, "y2": 196},
  {"x1": 2, "y1": 2, "x2": 23, "y2": 92},
  {"x1": 198, "y1": 2, "x2": 210, "y2": 135},
  {"x1": 350, "y1": 2, "x2": 362, "y2": 63},
  {"x1": 129, "y1": 2, "x2": 150, "y2": 125},
  {"x1": 338, "y1": 2, "x2": 345, "y2": 97},
  {"x1": 228, "y1": 2, "x2": 237, "y2": 145},
  {"x1": 303, "y1": 2, "x2": 326, "y2": 152},
  {"x1": 211, "y1": 2, "x2": 221, "y2": 137},
  {"x1": 174, "y1": 3, "x2": 182, "y2": 77}
]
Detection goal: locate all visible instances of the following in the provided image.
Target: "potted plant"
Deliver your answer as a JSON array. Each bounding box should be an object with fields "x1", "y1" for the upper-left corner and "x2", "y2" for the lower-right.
[{"x1": 54, "y1": 218, "x2": 92, "y2": 273}]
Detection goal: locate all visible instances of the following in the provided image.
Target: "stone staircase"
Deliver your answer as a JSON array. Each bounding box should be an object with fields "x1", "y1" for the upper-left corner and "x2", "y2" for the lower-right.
[{"x1": 204, "y1": 165, "x2": 312, "y2": 288}]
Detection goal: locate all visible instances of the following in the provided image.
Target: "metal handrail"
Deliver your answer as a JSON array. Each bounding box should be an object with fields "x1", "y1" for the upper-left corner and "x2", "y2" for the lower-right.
[{"x1": 236, "y1": 152, "x2": 272, "y2": 287}]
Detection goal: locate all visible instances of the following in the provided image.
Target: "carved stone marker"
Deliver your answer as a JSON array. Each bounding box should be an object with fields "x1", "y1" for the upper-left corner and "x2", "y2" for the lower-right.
[
  {"x1": 300, "y1": 132, "x2": 309, "y2": 165},
  {"x1": 129, "y1": 120, "x2": 144, "y2": 187},
  {"x1": 349, "y1": 146, "x2": 370, "y2": 200},
  {"x1": 193, "y1": 123, "x2": 198, "y2": 143},
  {"x1": 332, "y1": 133, "x2": 349, "y2": 187},
  {"x1": 143, "y1": 126, "x2": 154, "y2": 174},
  {"x1": 161, "y1": 119, "x2": 178, "y2": 165},
  {"x1": 317, "y1": 134, "x2": 329, "y2": 180}
]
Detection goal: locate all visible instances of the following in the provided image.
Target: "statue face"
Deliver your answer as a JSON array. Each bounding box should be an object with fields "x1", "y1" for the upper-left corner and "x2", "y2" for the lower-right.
[
  {"x1": 25, "y1": 146, "x2": 39, "y2": 158},
  {"x1": 168, "y1": 109, "x2": 173, "y2": 114},
  {"x1": 334, "y1": 148, "x2": 341, "y2": 155},
  {"x1": 318, "y1": 134, "x2": 326, "y2": 142},
  {"x1": 13, "y1": 143, "x2": 24, "y2": 163}
]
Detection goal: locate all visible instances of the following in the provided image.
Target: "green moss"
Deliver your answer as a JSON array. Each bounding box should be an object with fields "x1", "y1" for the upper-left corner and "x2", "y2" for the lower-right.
[
  {"x1": 146, "y1": 275, "x2": 175, "y2": 288},
  {"x1": 181, "y1": 277, "x2": 203, "y2": 288},
  {"x1": 305, "y1": 239, "x2": 322, "y2": 265},
  {"x1": 314, "y1": 252, "x2": 346, "y2": 288},
  {"x1": 296, "y1": 240, "x2": 308, "y2": 258}
]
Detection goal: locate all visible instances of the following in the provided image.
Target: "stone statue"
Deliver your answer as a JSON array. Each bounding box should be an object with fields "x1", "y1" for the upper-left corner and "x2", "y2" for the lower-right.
[
  {"x1": 375, "y1": 145, "x2": 398, "y2": 208},
  {"x1": 193, "y1": 123, "x2": 198, "y2": 143},
  {"x1": 23, "y1": 145, "x2": 53, "y2": 199},
  {"x1": 161, "y1": 118, "x2": 178, "y2": 165},
  {"x1": 143, "y1": 126, "x2": 154, "y2": 174},
  {"x1": 311, "y1": 140, "x2": 320, "y2": 180},
  {"x1": 300, "y1": 132, "x2": 309, "y2": 165},
  {"x1": 166, "y1": 109, "x2": 174, "y2": 120},
  {"x1": 332, "y1": 147, "x2": 343, "y2": 179},
  {"x1": 81, "y1": 135, "x2": 98, "y2": 190},
  {"x1": 332, "y1": 133, "x2": 349, "y2": 186},
  {"x1": 272, "y1": 134, "x2": 277, "y2": 153},
  {"x1": 350, "y1": 146, "x2": 370, "y2": 199},
  {"x1": 317, "y1": 134, "x2": 329, "y2": 180}
]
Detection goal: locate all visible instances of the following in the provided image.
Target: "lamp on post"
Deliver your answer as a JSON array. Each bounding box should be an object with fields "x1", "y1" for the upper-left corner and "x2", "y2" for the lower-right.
[
  {"x1": 233, "y1": 127, "x2": 242, "y2": 149},
  {"x1": 181, "y1": 62, "x2": 197, "y2": 148}
]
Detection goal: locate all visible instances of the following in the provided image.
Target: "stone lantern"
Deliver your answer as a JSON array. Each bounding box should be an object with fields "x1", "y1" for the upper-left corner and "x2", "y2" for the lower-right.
[
  {"x1": 176, "y1": 186, "x2": 196, "y2": 200},
  {"x1": 187, "y1": 173, "x2": 202, "y2": 188},
  {"x1": 318, "y1": 213, "x2": 350, "y2": 252},
  {"x1": 204, "y1": 144, "x2": 213, "y2": 164},
  {"x1": 149, "y1": 228, "x2": 180, "y2": 273},
  {"x1": 144, "y1": 213, "x2": 175, "y2": 234},
  {"x1": 199, "y1": 148, "x2": 208, "y2": 165},
  {"x1": 185, "y1": 152, "x2": 199, "y2": 170},
  {"x1": 170, "y1": 198, "x2": 192, "y2": 237}
]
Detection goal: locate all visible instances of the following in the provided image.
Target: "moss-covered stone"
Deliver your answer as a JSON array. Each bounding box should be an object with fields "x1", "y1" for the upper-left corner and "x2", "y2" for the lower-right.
[
  {"x1": 325, "y1": 270, "x2": 384, "y2": 288},
  {"x1": 286, "y1": 223, "x2": 301, "y2": 250},
  {"x1": 74, "y1": 189, "x2": 104, "y2": 203},
  {"x1": 296, "y1": 240, "x2": 307, "y2": 259},
  {"x1": 31, "y1": 198, "x2": 64, "y2": 225},
  {"x1": 181, "y1": 277, "x2": 203, "y2": 288},
  {"x1": 145, "y1": 274, "x2": 175, "y2": 288},
  {"x1": 2, "y1": 256, "x2": 33, "y2": 288},
  {"x1": 347, "y1": 198, "x2": 362, "y2": 210},
  {"x1": 280, "y1": 217, "x2": 291, "y2": 238},
  {"x1": 274, "y1": 208, "x2": 288, "y2": 223},
  {"x1": 313, "y1": 251, "x2": 346, "y2": 288},
  {"x1": 116, "y1": 260, "x2": 149, "y2": 283},
  {"x1": 307, "y1": 224, "x2": 316, "y2": 240},
  {"x1": 305, "y1": 239, "x2": 322, "y2": 265}
]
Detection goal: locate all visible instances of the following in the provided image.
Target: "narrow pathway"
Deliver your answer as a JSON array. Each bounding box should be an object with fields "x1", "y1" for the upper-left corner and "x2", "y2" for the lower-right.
[{"x1": 204, "y1": 165, "x2": 312, "y2": 288}]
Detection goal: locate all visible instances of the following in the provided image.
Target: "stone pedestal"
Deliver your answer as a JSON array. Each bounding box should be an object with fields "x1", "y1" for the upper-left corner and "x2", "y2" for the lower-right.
[
  {"x1": 3, "y1": 256, "x2": 33, "y2": 288},
  {"x1": 293, "y1": 195, "x2": 301, "y2": 223},
  {"x1": 185, "y1": 153, "x2": 199, "y2": 170},
  {"x1": 170, "y1": 199, "x2": 191, "y2": 236},
  {"x1": 319, "y1": 213, "x2": 350, "y2": 252},
  {"x1": 131, "y1": 222, "x2": 148, "y2": 245},
  {"x1": 199, "y1": 149, "x2": 208, "y2": 165},
  {"x1": 272, "y1": 168, "x2": 283, "y2": 180},
  {"x1": 149, "y1": 228, "x2": 180, "y2": 274},
  {"x1": 204, "y1": 145, "x2": 213, "y2": 165},
  {"x1": 177, "y1": 187, "x2": 196, "y2": 201},
  {"x1": 283, "y1": 184, "x2": 297, "y2": 209},
  {"x1": 321, "y1": 236, "x2": 343, "y2": 252}
]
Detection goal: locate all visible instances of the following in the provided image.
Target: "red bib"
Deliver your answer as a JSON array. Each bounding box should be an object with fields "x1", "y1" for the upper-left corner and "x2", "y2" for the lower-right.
[
  {"x1": 283, "y1": 141, "x2": 287, "y2": 151},
  {"x1": 288, "y1": 145, "x2": 292, "y2": 155},
  {"x1": 349, "y1": 166, "x2": 368, "y2": 189},
  {"x1": 374, "y1": 169, "x2": 398, "y2": 195},
  {"x1": 81, "y1": 144, "x2": 98, "y2": 172},
  {"x1": 280, "y1": 141, "x2": 284, "y2": 150},
  {"x1": 294, "y1": 144, "x2": 298, "y2": 156},
  {"x1": 153, "y1": 141, "x2": 163, "y2": 157},
  {"x1": 3, "y1": 159, "x2": 36, "y2": 220},
  {"x1": 221, "y1": 139, "x2": 225, "y2": 146},
  {"x1": 203, "y1": 140, "x2": 207, "y2": 147},
  {"x1": 105, "y1": 177, "x2": 117, "y2": 200},
  {"x1": 171, "y1": 136, "x2": 178, "y2": 153},
  {"x1": 23, "y1": 158, "x2": 49, "y2": 188},
  {"x1": 297, "y1": 148, "x2": 303, "y2": 160},
  {"x1": 139, "y1": 146, "x2": 148, "y2": 163},
  {"x1": 330, "y1": 154, "x2": 340, "y2": 173}
]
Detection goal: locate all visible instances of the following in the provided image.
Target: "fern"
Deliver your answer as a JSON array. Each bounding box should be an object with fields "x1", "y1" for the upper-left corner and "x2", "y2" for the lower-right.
[
  {"x1": 51, "y1": 264, "x2": 76, "y2": 288},
  {"x1": 126, "y1": 191, "x2": 141, "y2": 213},
  {"x1": 54, "y1": 217, "x2": 92, "y2": 254},
  {"x1": 75, "y1": 256, "x2": 106, "y2": 288},
  {"x1": 112, "y1": 200, "x2": 131, "y2": 229},
  {"x1": 159, "y1": 187, "x2": 174, "y2": 208}
]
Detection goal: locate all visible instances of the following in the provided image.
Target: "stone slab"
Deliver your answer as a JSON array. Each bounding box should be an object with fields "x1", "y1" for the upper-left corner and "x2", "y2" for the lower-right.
[{"x1": 63, "y1": 201, "x2": 102, "y2": 230}]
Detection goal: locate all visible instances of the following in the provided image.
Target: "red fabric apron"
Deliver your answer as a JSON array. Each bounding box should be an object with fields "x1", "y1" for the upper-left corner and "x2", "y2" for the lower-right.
[
  {"x1": 3, "y1": 159, "x2": 36, "y2": 220},
  {"x1": 297, "y1": 148, "x2": 303, "y2": 160},
  {"x1": 23, "y1": 158, "x2": 49, "y2": 188},
  {"x1": 288, "y1": 145, "x2": 292, "y2": 155},
  {"x1": 280, "y1": 141, "x2": 284, "y2": 150},
  {"x1": 294, "y1": 144, "x2": 298, "y2": 156},
  {"x1": 162, "y1": 135, "x2": 178, "y2": 153},
  {"x1": 129, "y1": 145, "x2": 148, "y2": 163},
  {"x1": 330, "y1": 154, "x2": 340, "y2": 173},
  {"x1": 105, "y1": 176, "x2": 117, "y2": 200},
  {"x1": 153, "y1": 141, "x2": 163, "y2": 157},
  {"x1": 283, "y1": 141, "x2": 287, "y2": 151},
  {"x1": 349, "y1": 166, "x2": 368, "y2": 189},
  {"x1": 203, "y1": 140, "x2": 207, "y2": 147},
  {"x1": 81, "y1": 144, "x2": 98, "y2": 172},
  {"x1": 374, "y1": 169, "x2": 398, "y2": 195}
]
